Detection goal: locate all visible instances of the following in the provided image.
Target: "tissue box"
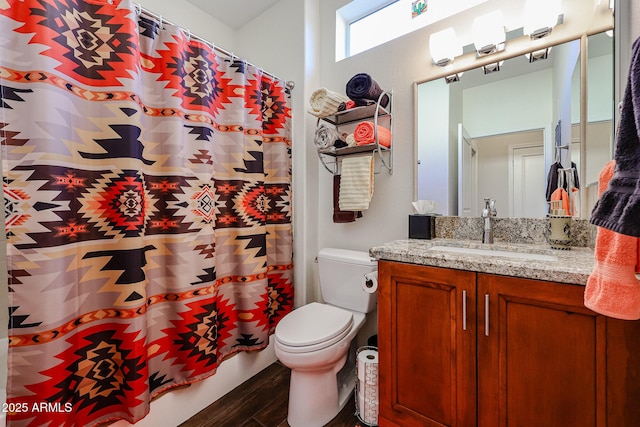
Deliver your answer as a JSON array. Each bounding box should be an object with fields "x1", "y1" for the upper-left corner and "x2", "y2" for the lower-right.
[{"x1": 409, "y1": 214, "x2": 434, "y2": 239}]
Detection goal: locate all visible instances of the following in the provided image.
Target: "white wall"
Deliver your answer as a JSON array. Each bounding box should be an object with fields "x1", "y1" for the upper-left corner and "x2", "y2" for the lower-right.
[
  {"x1": 588, "y1": 53, "x2": 615, "y2": 122},
  {"x1": 463, "y1": 69, "x2": 553, "y2": 137},
  {"x1": 136, "y1": 0, "x2": 236, "y2": 50}
]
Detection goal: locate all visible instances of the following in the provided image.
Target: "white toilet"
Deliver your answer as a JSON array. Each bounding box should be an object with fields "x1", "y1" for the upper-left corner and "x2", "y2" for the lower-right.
[{"x1": 274, "y1": 248, "x2": 377, "y2": 427}]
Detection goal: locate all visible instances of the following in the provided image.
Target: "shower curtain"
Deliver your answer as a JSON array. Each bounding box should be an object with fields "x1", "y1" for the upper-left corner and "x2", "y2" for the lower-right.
[{"x1": 0, "y1": 0, "x2": 293, "y2": 425}]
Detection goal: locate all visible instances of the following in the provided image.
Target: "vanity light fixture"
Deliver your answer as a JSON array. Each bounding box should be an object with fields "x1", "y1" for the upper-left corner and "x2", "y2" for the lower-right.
[
  {"x1": 445, "y1": 72, "x2": 463, "y2": 83},
  {"x1": 525, "y1": 47, "x2": 552, "y2": 62},
  {"x1": 523, "y1": 0, "x2": 562, "y2": 39},
  {"x1": 472, "y1": 10, "x2": 505, "y2": 56},
  {"x1": 483, "y1": 61, "x2": 504, "y2": 74},
  {"x1": 429, "y1": 27, "x2": 462, "y2": 67}
]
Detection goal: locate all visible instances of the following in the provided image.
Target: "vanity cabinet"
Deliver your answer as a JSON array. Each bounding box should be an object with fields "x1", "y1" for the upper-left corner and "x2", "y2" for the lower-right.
[{"x1": 378, "y1": 260, "x2": 640, "y2": 427}]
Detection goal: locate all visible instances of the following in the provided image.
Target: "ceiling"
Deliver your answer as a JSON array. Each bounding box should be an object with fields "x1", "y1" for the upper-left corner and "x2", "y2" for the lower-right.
[{"x1": 186, "y1": 0, "x2": 281, "y2": 30}]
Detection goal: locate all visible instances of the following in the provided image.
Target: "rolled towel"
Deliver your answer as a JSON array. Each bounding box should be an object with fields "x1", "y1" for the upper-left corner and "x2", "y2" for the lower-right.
[
  {"x1": 353, "y1": 121, "x2": 392, "y2": 148},
  {"x1": 339, "y1": 156, "x2": 375, "y2": 211},
  {"x1": 314, "y1": 124, "x2": 342, "y2": 150},
  {"x1": 346, "y1": 133, "x2": 357, "y2": 147},
  {"x1": 346, "y1": 73, "x2": 388, "y2": 107},
  {"x1": 308, "y1": 88, "x2": 349, "y2": 117}
]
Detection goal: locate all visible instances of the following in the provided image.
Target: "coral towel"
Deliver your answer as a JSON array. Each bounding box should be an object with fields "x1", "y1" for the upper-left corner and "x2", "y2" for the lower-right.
[
  {"x1": 339, "y1": 156, "x2": 374, "y2": 211},
  {"x1": 353, "y1": 121, "x2": 392, "y2": 148},
  {"x1": 584, "y1": 160, "x2": 640, "y2": 320}
]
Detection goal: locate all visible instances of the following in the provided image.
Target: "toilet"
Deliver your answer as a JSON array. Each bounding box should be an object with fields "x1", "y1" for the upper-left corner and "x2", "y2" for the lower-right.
[{"x1": 274, "y1": 248, "x2": 377, "y2": 427}]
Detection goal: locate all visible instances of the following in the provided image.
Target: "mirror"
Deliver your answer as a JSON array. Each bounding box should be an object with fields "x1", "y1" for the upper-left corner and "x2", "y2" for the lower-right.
[{"x1": 416, "y1": 31, "x2": 614, "y2": 218}]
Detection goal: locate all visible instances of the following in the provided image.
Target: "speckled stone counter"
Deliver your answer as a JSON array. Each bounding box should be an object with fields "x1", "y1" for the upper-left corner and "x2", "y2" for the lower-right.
[
  {"x1": 369, "y1": 238, "x2": 595, "y2": 285},
  {"x1": 434, "y1": 217, "x2": 597, "y2": 248}
]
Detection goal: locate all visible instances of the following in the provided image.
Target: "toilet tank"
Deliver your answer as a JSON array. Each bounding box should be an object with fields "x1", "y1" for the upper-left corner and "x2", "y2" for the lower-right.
[{"x1": 317, "y1": 248, "x2": 378, "y2": 314}]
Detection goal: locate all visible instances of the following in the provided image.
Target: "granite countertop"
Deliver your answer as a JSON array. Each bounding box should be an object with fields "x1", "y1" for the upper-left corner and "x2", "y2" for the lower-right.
[{"x1": 369, "y1": 238, "x2": 595, "y2": 285}]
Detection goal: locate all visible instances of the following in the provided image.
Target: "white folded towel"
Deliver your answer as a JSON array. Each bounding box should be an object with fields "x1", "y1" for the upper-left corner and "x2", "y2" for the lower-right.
[{"x1": 339, "y1": 156, "x2": 374, "y2": 211}]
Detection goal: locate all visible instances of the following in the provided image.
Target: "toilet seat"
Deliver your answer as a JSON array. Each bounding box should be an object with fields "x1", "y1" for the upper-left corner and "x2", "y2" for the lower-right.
[{"x1": 275, "y1": 302, "x2": 354, "y2": 353}]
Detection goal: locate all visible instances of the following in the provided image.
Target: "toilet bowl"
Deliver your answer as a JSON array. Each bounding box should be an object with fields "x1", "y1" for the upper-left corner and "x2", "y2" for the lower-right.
[
  {"x1": 274, "y1": 248, "x2": 377, "y2": 427},
  {"x1": 274, "y1": 303, "x2": 366, "y2": 427}
]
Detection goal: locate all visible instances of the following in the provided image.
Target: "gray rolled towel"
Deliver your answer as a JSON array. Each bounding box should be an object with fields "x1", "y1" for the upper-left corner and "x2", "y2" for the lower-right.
[{"x1": 314, "y1": 124, "x2": 342, "y2": 150}]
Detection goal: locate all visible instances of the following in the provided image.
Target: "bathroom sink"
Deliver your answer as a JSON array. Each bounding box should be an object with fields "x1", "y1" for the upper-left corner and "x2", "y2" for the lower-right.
[{"x1": 427, "y1": 245, "x2": 558, "y2": 262}]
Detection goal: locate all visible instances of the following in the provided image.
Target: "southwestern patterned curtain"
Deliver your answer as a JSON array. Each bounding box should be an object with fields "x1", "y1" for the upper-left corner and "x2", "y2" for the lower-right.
[{"x1": 0, "y1": 0, "x2": 294, "y2": 425}]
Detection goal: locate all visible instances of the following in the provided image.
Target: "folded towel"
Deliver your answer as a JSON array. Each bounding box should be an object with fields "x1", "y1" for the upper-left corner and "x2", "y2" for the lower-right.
[
  {"x1": 314, "y1": 124, "x2": 342, "y2": 150},
  {"x1": 339, "y1": 156, "x2": 374, "y2": 211},
  {"x1": 353, "y1": 121, "x2": 392, "y2": 148},
  {"x1": 346, "y1": 73, "x2": 389, "y2": 107},
  {"x1": 590, "y1": 36, "x2": 640, "y2": 237},
  {"x1": 584, "y1": 160, "x2": 640, "y2": 320},
  {"x1": 333, "y1": 175, "x2": 363, "y2": 223},
  {"x1": 308, "y1": 88, "x2": 350, "y2": 117},
  {"x1": 550, "y1": 187, "x2": 570, "y2": 216}
]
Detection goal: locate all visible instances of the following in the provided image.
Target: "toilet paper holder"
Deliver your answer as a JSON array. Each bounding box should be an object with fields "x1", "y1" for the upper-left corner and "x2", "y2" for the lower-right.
[
  {"x1": 362, "y1": 270, "x2": 378, "y2": 294},
  {"x1": 355, "y1": 345, "x2": 379, "y2": 426}
]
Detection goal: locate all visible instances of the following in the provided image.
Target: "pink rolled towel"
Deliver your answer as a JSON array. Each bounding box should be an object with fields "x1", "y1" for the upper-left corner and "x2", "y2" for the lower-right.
[
  {"x1": 584, "y1": 160, "x2": 640, "y2": 320},
  {"x1": 353, "y1": 121, "x2": 391, "y2": 148}
]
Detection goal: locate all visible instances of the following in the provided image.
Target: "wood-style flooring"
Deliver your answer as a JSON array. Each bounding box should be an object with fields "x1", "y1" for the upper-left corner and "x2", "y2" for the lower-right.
[{"x1": 179, "y1": 362, "x2": 367, "y2": 427}]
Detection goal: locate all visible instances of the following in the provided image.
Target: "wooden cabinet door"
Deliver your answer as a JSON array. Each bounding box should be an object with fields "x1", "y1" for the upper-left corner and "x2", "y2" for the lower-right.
[
  {"x1": 378, "y1": 261, "x2": 477, "y2": 427},
  {"x1": 477, "y1": 274, "x2": 607, "y2": 427}
]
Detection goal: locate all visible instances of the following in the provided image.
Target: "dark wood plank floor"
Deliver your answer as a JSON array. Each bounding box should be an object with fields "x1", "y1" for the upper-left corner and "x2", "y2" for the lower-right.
[{"x1": 180, "y1": 362, "x2": 367, "y2": 427}]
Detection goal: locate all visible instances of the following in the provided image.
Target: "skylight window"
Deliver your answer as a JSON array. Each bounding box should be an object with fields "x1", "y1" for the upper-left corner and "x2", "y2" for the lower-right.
[{"x1": 337, "y1": 0, "x2": 489, "y2": 60}]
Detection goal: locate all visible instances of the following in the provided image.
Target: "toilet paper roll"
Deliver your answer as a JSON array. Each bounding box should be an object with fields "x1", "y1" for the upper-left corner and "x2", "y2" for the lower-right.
[
  {"x1": 358, "y1": 392, "x2": 379, "y2": 425},
  {"x1": 359, "y1": 381, "x2": 379, "y2": 406},
  {"x1": 357, "y1": 349, "x2": 379, "y2": 384},
  {"x1": 361, "y1": 270, "x2": 378, "y2": 294}
]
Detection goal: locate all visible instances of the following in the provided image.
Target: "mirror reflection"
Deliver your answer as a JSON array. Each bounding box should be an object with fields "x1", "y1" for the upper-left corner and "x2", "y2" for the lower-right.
[{"x1": 417, "y1": 32, "x2": 614, "y2": 218}]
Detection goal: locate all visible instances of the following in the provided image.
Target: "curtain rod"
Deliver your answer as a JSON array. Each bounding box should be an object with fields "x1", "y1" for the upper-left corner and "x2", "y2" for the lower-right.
[{"x1": 134, "y1": 3, "x2": 295, "y2": 91}]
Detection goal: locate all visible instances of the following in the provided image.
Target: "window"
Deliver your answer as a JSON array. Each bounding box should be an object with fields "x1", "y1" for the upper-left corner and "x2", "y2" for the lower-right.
[{"x1": 337, "y1": 0, "x2": 489, "y2": 60}]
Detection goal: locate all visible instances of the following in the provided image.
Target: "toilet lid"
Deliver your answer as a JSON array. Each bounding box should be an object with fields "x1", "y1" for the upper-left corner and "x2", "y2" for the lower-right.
[{"x1": 275, "y1": 302, "x2": 353, "y2": 348}]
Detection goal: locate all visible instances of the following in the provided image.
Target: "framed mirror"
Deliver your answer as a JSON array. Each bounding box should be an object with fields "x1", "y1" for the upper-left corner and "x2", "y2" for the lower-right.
[{"x1": 416, "y1": 31, "x2": 614, "y2": 219}]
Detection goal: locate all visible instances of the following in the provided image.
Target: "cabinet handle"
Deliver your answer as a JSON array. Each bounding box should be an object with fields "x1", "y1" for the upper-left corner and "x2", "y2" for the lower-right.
[
  {"x1": 462, "y1": 290, "x2": 467, "y2": 331},
  {"x1": 484, "y1": 294, "x2": 490, "y2": 337}
]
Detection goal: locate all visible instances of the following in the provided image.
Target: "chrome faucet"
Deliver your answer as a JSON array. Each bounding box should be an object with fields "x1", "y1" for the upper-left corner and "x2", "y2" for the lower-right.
[{"x1": 482, "y1": 198, "x2": 497, "y2": 244}]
